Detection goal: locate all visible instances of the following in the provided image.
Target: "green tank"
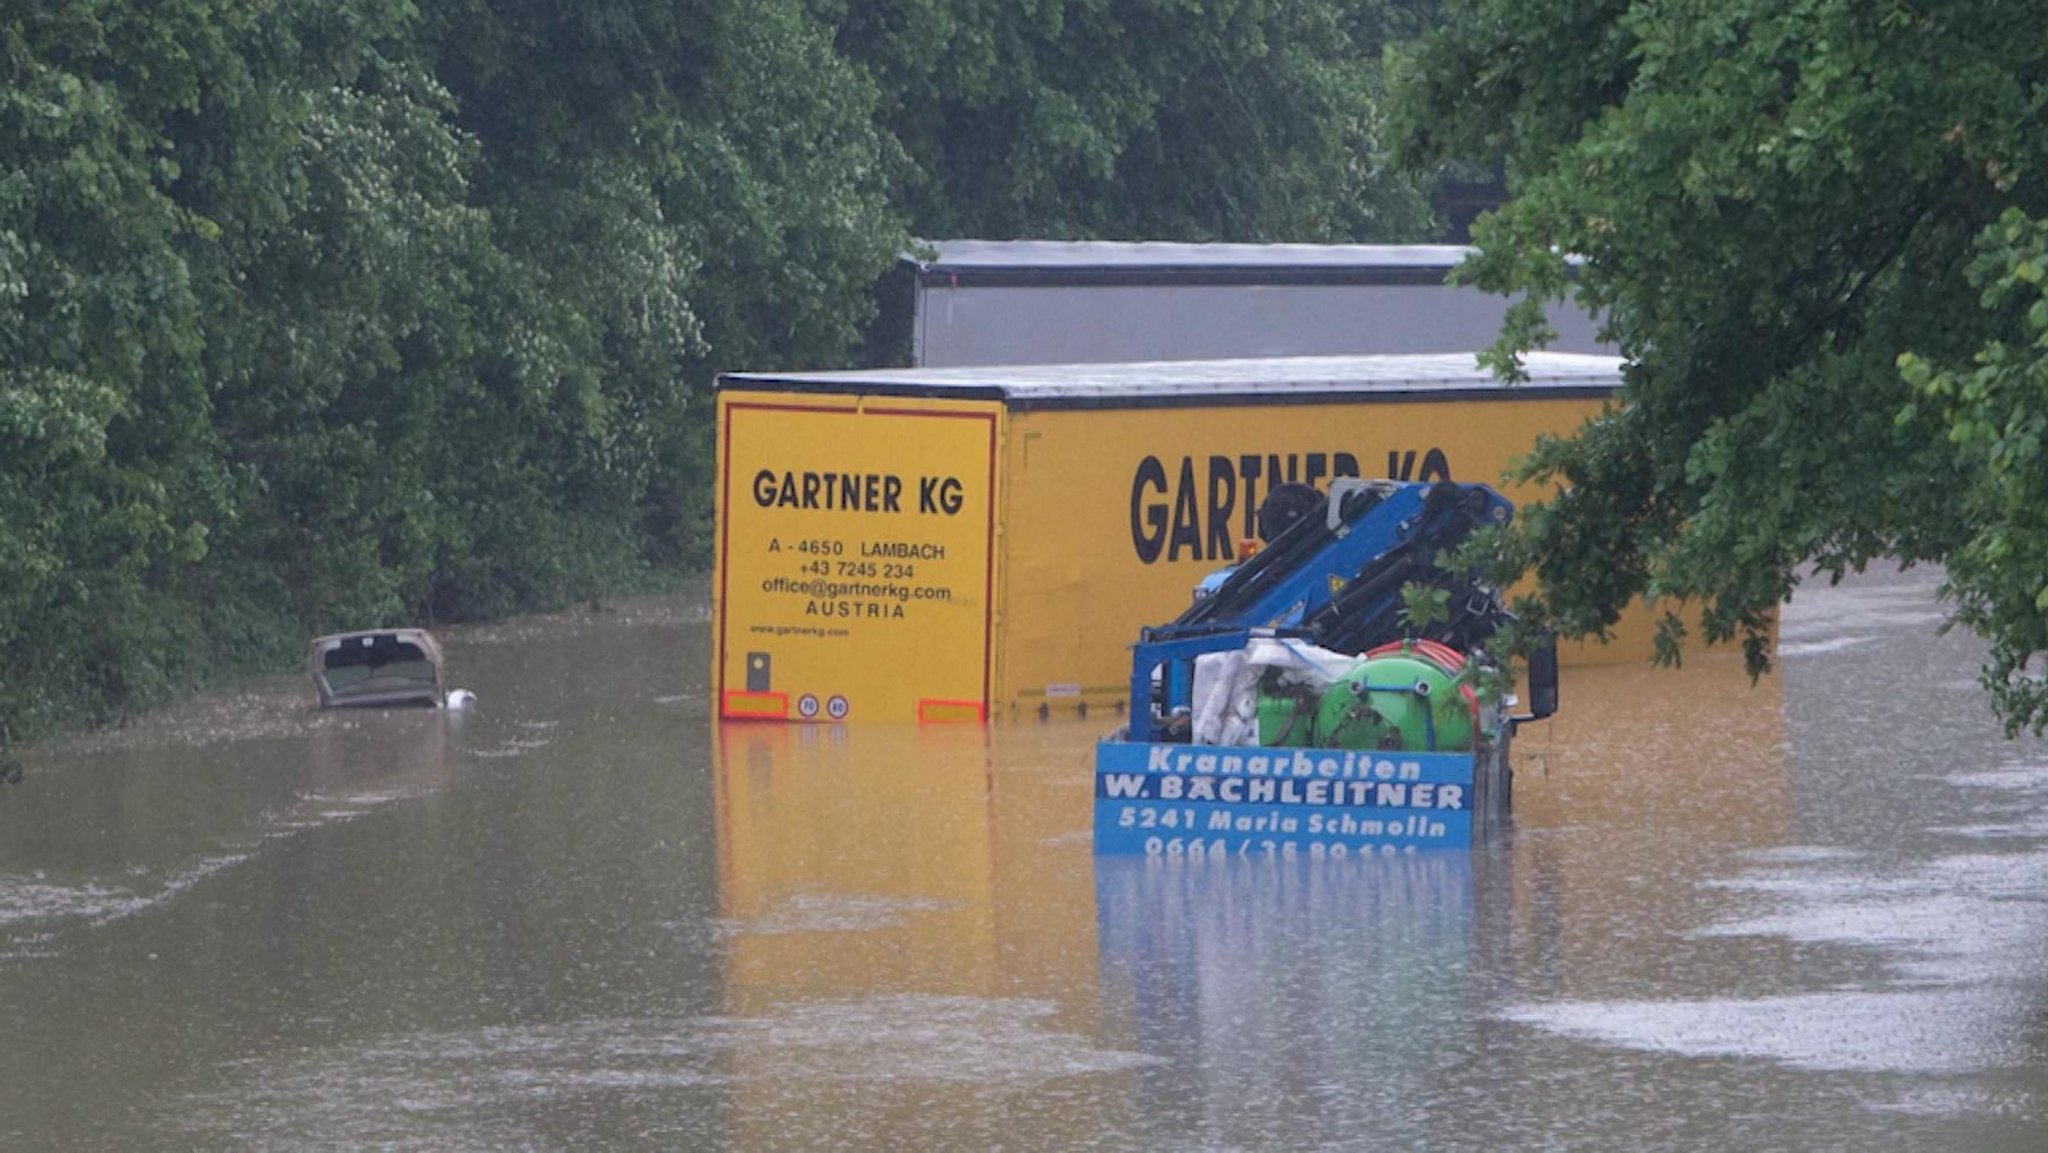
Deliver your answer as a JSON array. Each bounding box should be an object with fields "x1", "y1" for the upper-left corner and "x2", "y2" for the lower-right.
[
  {"x1": 1255, "y1": 686, "x2": 1318, "y2": 747},
  {"x1": 1249, "y1": 649, "x2": 1479, "y2": 752},
  {"x1": 1313, "y1": 653, "x2": 1473, "y2": 751}
]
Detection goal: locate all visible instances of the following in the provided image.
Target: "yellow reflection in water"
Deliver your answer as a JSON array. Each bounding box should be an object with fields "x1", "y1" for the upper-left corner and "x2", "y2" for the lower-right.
[
  {"x1": 711, "y1": 721, "x2": 1102, "y2": 1009},
  {"x1": 710, "y1": 719, "x2": 1115, "y2": 1147},
  {"x1": 711, "y1": 655, "x2": 1788, "y2": 997},
  {"x1": 708, "y1": 654, "x2": 1789, "y2": 1134},
  {"x1": 713, "y1": 722, "x2": 998, "y2": 1004}
]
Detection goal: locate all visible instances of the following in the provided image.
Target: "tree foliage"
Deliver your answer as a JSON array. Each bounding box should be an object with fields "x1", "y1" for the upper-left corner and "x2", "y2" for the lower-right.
[
  {"x1": 1395, "y1": 0, "x2": 2048, "y2": 730},
  {"x1": 832, "y1": 0, "x2": 1438, "y2": 241},
  {"x1": 1, "y1": 0, "x2": 1436, "y2": 737},
  {"x1": 3, "y1": 1, "x2": 239, "y2": 722}
]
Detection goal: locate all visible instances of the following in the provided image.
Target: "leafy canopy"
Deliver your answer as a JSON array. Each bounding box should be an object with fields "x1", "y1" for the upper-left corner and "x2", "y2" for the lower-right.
[
  {"x1": 833, "y1": 0, "x2": 1438, "y2": 241},
  {"x1": 1395, "y1": 0, "x2": 2048, "y2": 731},
  {"x1": 1, "y1": 0, "x2": 1442, "y2": 737}
]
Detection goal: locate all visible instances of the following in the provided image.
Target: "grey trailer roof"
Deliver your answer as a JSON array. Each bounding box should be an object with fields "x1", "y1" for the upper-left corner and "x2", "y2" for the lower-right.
[
  {"x1": 903, "y1": 240, "x2": 1474, "y2": 287},
  {"x1": 720, "y1": 351, "x2": 1625, "y2": 412}
]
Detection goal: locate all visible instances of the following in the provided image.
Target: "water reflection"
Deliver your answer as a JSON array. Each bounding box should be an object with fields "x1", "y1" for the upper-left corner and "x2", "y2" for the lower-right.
[
  {"x1": 710, "y1": 720, "x2": 1145, "y2": 1150},
  {"x1": 1095, "y1": 852, "x2": 1486, "y2": 1148},
  {"x1": 4, "y1": 574, "x2": 2048, "y2": 1149},
  {"x1": 713, "y1": 721, "x2": 1002, "y2": 1003},
  {"x1": 703, "y1": 649, "x2": 1808, "y2": 1149}
]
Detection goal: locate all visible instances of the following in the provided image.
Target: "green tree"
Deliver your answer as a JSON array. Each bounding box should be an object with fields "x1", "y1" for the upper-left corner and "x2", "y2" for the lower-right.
[
  {"x1": 417, "y1": 0, "x2": 903, "y2": 567},
  {"x1": 1394, "y1": 1, "x2": 2048, "y2": 729},
  {"x1": 830, "y1": 0, "x2": 1438, "y2": 241},
  {"x1": 0, "y1": 0, "x2": 710, "y2": 729},
  {"x1": 0, "y1": 0, "x2": 1451, "y2": 738},
  {"x1": 1, "y1": 1, "x2": 230, "y2": 725},
  {"x1": 175, "y1": 3, "x2": 506, "y2": 630}
]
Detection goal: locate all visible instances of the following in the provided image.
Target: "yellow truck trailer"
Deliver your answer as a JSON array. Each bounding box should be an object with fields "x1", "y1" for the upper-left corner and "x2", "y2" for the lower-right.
[{"x1": 712, "y1": 352, "x2": 1629, "y2": 725}]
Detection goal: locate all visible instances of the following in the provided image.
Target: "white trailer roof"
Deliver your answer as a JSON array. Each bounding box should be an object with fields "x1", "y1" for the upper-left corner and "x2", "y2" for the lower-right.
[
  {"x1": 909, "y1": 240, "x2": 1473, "y2": 275},
  {"x1": 721, "y1": 351, "x2": 1624, "y2": 410}
]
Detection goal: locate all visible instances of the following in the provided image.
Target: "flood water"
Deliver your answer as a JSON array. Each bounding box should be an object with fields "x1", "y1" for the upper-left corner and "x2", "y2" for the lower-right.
[{"x1": 4, "y1": 567, "x2": 2048, "y2": 1149}]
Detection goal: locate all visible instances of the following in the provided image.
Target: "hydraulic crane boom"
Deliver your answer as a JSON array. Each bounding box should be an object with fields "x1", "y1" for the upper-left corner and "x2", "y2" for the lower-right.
[{"x1": 1127, "y1": 480, "x2": 1520, "y2": 741}]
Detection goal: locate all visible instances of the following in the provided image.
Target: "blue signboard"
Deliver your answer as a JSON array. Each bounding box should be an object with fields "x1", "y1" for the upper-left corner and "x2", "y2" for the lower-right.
[{"x1": 1093, "y1": 740, "x2": 1476, "y2": 854}]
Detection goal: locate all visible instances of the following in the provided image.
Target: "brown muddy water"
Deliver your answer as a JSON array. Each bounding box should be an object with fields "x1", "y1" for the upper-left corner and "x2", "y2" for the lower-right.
[{"x1": 3, "y1": 567, "x2": 2048, "y2": 1150}]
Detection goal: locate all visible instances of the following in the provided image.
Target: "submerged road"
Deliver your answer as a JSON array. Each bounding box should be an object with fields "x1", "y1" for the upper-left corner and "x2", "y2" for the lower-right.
[{"x1": 2, "y1": 568, "x2": 2046, "y2": 1149}]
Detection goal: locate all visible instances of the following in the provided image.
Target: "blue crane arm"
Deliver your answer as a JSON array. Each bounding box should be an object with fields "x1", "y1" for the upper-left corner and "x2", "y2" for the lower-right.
[{"x1": 1127, "y1": 480, "x2": 1515, "y2": 740}]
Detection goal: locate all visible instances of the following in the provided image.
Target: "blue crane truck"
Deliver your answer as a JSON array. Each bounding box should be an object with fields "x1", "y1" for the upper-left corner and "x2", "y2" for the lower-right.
[{"x1": 1094, "y1": 480, "x2": 1558, "y2": 855}]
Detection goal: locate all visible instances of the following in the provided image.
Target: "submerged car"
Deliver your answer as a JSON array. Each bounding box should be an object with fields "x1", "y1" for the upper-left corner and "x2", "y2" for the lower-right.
[{"x1": 309, "y1": 629, "x2": 447, "y2": 709}]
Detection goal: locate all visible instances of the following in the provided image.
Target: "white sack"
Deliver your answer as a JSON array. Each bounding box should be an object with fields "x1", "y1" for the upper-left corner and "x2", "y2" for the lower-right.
[
  {"x1": 1192, "y1": 649, "x2": 1258, "y2": 746},
  {"x1": 1191, "y1": 638, "x2": 1359, "y2": 746}
]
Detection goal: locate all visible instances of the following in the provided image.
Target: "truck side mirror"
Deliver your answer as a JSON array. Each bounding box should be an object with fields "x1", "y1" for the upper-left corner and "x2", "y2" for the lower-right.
[{"x1": 1525, "y1": 631, "x2": 1559, "y2": 721}]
